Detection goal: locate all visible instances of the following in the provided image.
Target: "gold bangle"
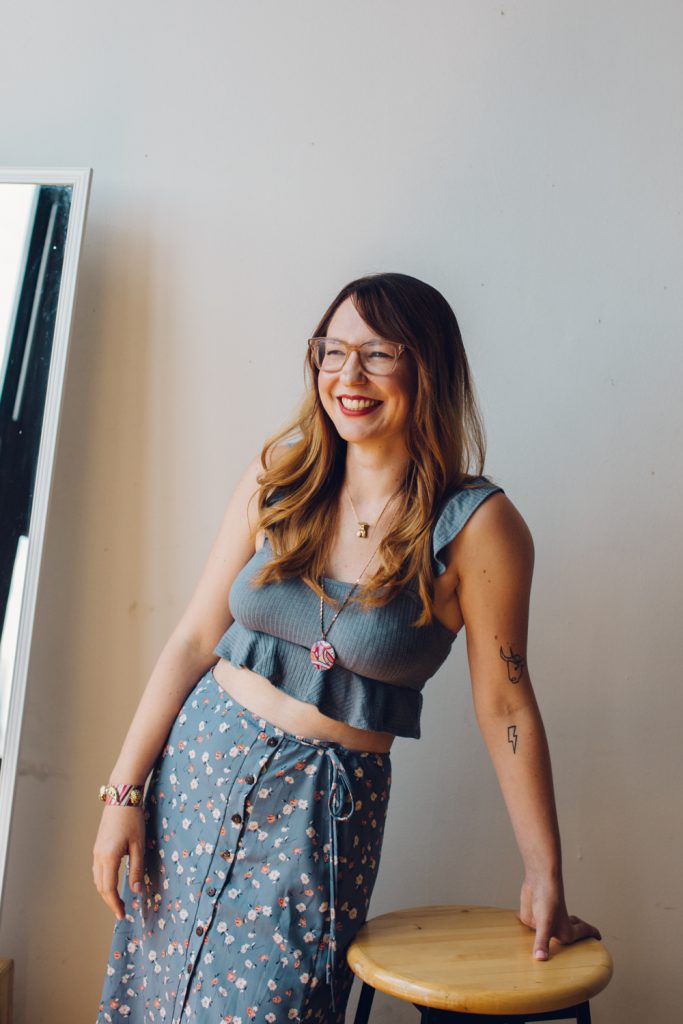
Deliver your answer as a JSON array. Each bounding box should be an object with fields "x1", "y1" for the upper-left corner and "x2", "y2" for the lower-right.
[{"x1": 98, "y1": 783, "x2": 144, "y2": 807}]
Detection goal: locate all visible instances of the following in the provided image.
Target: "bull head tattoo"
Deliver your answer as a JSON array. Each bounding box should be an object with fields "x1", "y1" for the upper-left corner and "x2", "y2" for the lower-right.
[{"x1": 499, "y1": 644, "x2": 526, "y2": 683}]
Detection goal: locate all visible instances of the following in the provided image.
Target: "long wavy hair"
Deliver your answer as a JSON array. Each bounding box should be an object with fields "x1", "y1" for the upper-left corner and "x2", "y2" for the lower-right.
[{"x1": 252, "y1": 272, "x2": 491, "y2": 625}]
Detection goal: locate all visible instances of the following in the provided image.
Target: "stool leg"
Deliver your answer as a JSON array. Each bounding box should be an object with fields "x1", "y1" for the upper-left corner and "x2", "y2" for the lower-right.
[
  {"x1": 576, "y1": 1003, "x2": 592, "y2": 1024},
  {"x1": 352, "y1": 981, "x2": 376, "y2": 1024}
]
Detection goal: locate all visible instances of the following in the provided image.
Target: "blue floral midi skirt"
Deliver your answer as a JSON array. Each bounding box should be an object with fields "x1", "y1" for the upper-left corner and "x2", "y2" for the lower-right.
[{"x1": 96, "y1": 667, "x2": 392, "y2": 1023}]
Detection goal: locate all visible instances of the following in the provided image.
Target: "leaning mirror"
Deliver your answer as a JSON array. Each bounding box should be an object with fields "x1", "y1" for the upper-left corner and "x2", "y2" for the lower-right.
[{"x1": 0, "y1": 167, "x2": 91, "y2": 903}]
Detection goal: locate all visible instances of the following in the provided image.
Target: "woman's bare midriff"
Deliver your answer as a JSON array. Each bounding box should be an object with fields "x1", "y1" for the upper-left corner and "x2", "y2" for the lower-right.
[{"x1": 211, "y1": 658, "x2": 395, "y2": 753}]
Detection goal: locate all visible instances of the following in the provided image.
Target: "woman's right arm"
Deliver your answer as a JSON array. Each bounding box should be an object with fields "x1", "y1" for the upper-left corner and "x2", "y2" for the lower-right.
[{"x1": 92, "y1": 454, "x2": 263, "y2": 920}]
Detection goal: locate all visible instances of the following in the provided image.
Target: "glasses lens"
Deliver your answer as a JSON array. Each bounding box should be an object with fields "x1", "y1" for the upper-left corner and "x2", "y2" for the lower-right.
[
  {"x1": 359, "y1": 341, "x2": 400, "y2": 374},
  {"x1": 311, "y1": 339, "x2": 401, "y2": 374}
]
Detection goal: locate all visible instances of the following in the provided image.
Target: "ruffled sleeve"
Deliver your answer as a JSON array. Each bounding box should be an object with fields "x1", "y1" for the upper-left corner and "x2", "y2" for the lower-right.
[{"x1": 432, "y1": 477, "x2": 505, "y2": 576}]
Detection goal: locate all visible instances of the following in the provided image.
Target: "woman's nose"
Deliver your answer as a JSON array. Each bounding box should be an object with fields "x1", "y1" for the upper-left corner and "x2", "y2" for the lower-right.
[{"x1": 340, "y1": 350, "x2": 367, "y2": 384}]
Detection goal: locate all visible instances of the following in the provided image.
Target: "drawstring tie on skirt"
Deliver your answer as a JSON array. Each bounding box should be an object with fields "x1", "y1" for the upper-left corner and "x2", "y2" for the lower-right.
[{"x1": 324, "y1": 746, "x2": 354, "y2": 1013}]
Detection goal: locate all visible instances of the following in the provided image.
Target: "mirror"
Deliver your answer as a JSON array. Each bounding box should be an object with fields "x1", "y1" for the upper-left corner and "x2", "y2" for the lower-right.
[{"x1": 0, "y1": 167, "x2": 91, "y2": 901}]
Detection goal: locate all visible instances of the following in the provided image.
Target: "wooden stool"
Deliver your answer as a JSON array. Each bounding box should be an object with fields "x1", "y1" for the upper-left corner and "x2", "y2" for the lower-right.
[{"x1": 347, "y1": 905, "x2": 612, "y2": 1023}]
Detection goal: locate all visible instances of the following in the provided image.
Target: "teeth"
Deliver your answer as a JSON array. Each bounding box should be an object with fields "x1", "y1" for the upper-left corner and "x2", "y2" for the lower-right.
[{"x1": 339, "y1": 397, "x2": 380, "y2": 411}]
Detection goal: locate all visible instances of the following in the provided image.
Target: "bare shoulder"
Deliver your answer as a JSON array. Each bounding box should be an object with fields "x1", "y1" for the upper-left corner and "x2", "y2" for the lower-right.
[{"x1": 451, "y1": 490, "x2": 534, "y2": 582}]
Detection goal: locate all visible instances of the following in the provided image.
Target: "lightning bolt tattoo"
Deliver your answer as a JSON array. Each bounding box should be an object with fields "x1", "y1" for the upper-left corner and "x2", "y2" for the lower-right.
[{"x1": 507, "y1": 724, "x2": 518, "y2": 754}]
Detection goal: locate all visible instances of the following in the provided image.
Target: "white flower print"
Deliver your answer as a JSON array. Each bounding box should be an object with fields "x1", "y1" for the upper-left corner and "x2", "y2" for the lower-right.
[{"x1": 98, "y1": 672, "x2": 391, "y2": 1024}]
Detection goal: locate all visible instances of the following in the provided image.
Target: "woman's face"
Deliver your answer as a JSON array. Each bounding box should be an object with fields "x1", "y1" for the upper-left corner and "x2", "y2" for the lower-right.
[{"x1": 316, "y1": 297, "x2": 416, "y2": 450}]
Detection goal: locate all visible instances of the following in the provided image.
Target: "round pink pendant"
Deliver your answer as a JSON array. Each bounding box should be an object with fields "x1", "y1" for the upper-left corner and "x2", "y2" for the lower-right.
[{"x1": 310, "y1": 638, "x2": 336, "y2": 671}]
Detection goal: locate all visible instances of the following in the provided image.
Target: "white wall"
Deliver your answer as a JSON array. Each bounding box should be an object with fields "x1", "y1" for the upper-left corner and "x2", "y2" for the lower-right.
[{"x1": 1, "y1": 2, "x2": 682, "y2": 1021}]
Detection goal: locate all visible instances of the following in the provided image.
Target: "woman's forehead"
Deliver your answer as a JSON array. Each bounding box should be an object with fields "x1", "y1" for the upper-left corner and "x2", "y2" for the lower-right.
[{"x1": 327, "y1": 296, "x2": 380, "y2": 341}]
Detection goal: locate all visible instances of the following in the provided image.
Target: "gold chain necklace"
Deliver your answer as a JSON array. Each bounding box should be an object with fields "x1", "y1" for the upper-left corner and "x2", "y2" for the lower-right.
[{"x1": 345, "y1": 487, "x2": 396, "y2": 538}]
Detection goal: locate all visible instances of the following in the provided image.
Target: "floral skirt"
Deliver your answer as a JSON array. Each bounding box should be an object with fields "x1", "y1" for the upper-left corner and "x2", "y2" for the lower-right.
[{"x1": 96, "y1": 667, "x2": 392, "y2": 1023}]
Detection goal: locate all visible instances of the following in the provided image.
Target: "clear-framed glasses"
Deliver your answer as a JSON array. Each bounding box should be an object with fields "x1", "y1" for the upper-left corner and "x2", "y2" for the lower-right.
[{"x1": 308, "y1": 337, "x2": 406, "y2": 376}]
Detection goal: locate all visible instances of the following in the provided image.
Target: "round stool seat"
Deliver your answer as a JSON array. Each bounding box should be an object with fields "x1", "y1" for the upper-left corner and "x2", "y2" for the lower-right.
[{"x1": 347, "y1": 905, "x2": 613, "y2": 1016}]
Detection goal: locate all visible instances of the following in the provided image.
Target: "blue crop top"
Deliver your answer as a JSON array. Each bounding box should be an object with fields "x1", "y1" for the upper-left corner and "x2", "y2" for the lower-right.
[{"x1": 213, "y1": 477, "x2": 504, "y2": 738}]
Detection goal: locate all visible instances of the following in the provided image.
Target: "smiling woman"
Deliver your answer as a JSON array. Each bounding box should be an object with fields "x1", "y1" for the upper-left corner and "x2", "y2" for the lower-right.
[{"x1": 93, "y1": 272, "x2": 600, "y2": 1024}]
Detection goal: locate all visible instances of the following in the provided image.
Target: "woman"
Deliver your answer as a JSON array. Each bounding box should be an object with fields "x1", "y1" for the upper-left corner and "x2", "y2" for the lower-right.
[{"x1": 93, "y1": 272, "x2": 600, "y2": 1023}]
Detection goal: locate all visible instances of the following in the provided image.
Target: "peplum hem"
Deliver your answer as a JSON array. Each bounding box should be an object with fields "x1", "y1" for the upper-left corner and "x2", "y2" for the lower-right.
[{"x1": 213, "y1": 621, "x2": 422, "y2": 739}]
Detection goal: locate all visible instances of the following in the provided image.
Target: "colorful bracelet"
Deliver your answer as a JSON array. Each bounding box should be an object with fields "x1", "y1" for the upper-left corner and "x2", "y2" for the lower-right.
[{"x1": 98, "y1": 783, "x2": 144, "y2": 807}]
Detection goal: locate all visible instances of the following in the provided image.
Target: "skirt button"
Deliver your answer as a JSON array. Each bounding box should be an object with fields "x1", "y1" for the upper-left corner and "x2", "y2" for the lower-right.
[
  {"x1": 231, "y1": 813, "x2": 242, "y2": 825},
  {"x1": 244, "y1": 774, "x2": 256, "y2": 784},
  {"x1": 266, "y1": 736, "x2": 278, "y2": 747},
  {"x1": 196, "y1": 925, "x2": 204, "y2": 936},
  {"x1": 207, "y1": 886, "x2": 216, "y2": 897}
]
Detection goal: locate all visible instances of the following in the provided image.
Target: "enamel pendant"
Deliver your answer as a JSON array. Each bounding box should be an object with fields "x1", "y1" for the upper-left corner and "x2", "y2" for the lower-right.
[{"x1": 310, "y1": 639, "x2": 336, "y2": 671}]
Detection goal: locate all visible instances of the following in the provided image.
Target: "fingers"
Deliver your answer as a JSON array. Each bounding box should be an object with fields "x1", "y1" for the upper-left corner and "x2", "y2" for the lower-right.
[
  {"x1": 549, "y1": 914, "x2": 602, "y2": 947},
  {"x1": 128, "y1": 841, "x2": 144, "y2": 895},
  {"x1": 93, "y1": 853, "x2": 125, "y2": 920},
  {"x1": 568, "y1": 917, "x2": 602, "y2": 943}
]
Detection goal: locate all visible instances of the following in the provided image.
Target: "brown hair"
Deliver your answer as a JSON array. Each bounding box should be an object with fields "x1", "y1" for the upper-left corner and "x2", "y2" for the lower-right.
[{"x1": 252, "y1": 272, "x2": 491, "y2": 625}]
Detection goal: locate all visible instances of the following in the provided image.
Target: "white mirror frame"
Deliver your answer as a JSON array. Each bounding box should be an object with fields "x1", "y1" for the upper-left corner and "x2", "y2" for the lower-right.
[{"x1": 0, "y1": 166, "x2": 92, "y2": 906}]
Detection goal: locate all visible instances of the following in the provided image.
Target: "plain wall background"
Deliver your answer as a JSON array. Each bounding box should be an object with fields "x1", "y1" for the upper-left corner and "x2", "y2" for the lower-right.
[{"x1": 1, "y1": 1, "x2": 682, "y2": 1021}]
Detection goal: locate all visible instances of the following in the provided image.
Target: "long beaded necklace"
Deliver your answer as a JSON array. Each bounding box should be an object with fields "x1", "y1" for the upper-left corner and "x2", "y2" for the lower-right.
[{"x1": 309, "y1": 491, "x2": 400, "y2": 671}]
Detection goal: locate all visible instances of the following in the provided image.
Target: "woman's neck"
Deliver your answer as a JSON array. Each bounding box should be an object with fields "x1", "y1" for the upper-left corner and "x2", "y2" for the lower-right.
[{"x1": 342, "y1": 442, "x2": 410, "y2": 506}]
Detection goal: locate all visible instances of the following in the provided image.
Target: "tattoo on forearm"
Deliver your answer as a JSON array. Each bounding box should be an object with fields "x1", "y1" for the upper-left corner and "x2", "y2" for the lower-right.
[
  {"x1": 499, "y1": 644, "x2": 527, "y2": 683},
  {"x1": 507, "y1": 724, "x2": 518, "y2": 754}
]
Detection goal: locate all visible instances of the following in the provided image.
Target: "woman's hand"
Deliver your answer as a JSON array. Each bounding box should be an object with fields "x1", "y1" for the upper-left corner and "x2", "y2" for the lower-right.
[
  {"x1": 92, "y1": 806, "x2": 146, "y2": 920},
  {"x1": 519, "y1": 877, "x2": 602, "y2": 960}
]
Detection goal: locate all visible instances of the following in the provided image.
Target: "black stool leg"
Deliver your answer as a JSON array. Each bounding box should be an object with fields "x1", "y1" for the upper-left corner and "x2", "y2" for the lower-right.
[
  {"x1": 576, "y1": 1003, "x2": 592, "y2": 1024},
  {"x1": 352, "y1": 981, "x2": 376, "y2": 1024}
]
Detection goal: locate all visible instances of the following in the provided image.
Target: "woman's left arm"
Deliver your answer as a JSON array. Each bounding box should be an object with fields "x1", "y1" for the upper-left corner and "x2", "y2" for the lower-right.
[{"x1": 450, "y1": 492, "x2": 601, "y2": 959}]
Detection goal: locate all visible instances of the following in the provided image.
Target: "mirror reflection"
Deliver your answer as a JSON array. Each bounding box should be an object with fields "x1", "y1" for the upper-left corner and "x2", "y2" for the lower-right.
[{"x1": 0, "y1": 183, "x2": 72, "y2": 765}]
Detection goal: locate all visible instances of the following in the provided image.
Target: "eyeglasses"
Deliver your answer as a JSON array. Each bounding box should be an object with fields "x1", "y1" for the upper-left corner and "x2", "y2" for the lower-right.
[{"x1": 308, "y1": 337, "x2": 406, "y2": 376}]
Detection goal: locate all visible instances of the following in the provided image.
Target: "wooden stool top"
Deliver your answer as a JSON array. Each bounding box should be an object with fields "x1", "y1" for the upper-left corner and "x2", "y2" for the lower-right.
[{"x1": 346, "y1": 905, "x2": 613, "y2": 1015}]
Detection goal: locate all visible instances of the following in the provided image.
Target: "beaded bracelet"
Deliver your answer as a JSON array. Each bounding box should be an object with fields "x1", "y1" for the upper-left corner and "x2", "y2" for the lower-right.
[{"x1": 98, "y1": 783, "x2": 144, "y2": 807}]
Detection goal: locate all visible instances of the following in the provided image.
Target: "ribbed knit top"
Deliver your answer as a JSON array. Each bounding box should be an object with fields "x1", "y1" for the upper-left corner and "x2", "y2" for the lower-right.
[{"x1": 213, "y1": 477, "x2": 504, "y2": 738}]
